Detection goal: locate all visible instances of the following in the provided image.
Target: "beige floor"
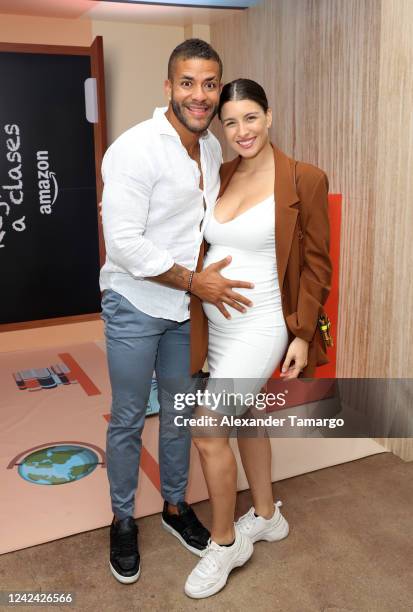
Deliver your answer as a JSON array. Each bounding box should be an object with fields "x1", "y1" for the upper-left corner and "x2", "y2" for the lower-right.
[{"x1": 1, "y1": 453, "x2": 412, "y2": 612}]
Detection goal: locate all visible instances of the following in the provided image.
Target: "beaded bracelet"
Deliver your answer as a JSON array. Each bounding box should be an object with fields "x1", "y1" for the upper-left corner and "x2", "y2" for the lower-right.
[{"x1": 188, "y1": 270, "x2": 195, "y2": 293}]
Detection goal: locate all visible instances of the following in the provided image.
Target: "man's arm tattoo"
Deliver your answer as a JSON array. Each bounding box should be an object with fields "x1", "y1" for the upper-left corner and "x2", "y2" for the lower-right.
[{"x1": 148, "y1": 263, "x2": 191, "y2": 291}]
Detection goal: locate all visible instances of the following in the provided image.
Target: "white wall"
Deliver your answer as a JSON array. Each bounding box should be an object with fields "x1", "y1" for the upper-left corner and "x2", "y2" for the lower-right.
[{"x1": 91, "y1": 20, "x2": 185, "y2": 144}]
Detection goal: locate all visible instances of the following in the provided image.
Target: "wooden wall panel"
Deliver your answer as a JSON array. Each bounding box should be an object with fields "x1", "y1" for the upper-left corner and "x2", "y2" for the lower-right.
[
  {"x1": 370, "y1": 0, "x2": 413, "y2": 378},
  {"x1": 369, "y1": 0, "x2": 413, "y2": 460}
]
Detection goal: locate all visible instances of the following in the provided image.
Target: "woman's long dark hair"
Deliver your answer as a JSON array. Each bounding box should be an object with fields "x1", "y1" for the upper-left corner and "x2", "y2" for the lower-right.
[{"x1": 218, "y1": 78, "x2": 269, "y2": 120}]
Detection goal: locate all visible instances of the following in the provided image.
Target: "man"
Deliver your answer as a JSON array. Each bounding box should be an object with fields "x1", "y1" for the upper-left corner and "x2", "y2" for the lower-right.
[{"x1": 100, "y1": 39, "x2": 253, "y2": 584}]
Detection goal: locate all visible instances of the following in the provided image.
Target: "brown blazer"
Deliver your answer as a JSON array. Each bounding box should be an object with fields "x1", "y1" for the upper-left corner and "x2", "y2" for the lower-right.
[{"x1": 190, "y1": 144, "x2": 332, "y2": 377}]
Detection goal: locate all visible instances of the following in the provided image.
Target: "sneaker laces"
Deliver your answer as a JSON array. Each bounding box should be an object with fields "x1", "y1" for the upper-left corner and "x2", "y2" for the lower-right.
[
  {"x1": 197, "y1": 539, "x2": 226, "y2": 574},
  {"x1": 237, "y1": 500, "x2": 283, "y2": 530},
  {"x1": 116, "y1": 531, "x2": 137, "y2": 556}
]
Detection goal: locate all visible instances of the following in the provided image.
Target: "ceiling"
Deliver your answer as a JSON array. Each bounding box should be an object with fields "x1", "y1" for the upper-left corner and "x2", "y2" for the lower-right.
[
  {"x1": 0, "y1": 0, "x2": 261, "y2": 25},
  {"x1": 99, "y1": 1, "x2": 258, "y2": 7}
]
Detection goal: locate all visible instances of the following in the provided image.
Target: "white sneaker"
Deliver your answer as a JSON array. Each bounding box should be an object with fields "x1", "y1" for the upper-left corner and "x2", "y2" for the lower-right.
[
  {"x1": 184, "y1": 526, "x2": 253, "y2": 599},
  {"x1": 235, "y1": 500, "x2": 289, "y2": 543}
]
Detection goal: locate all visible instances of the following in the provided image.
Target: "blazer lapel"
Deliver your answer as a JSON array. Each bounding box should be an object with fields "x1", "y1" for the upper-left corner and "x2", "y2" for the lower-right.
[
  {"x1": 218, "y1": 155, "x2": 241, "y2": 197},
  {"x1": 273, "y1": 144, "x2": 299, "y2": 290}
]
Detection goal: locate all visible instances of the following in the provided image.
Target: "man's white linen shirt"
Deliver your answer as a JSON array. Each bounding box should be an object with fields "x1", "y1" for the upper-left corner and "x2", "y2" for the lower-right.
[{"x1": 100, "y1": 107, "x2": 222, "y2": 321}]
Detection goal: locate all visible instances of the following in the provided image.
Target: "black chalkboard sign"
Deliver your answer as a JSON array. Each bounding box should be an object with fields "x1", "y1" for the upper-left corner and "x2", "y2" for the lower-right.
[{"x1": 0, "y1": 40, "x2": 106, "y2": 329}]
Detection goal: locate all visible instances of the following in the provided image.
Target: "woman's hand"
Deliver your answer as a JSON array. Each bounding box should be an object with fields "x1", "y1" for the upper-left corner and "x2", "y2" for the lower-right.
[{"x1": 280, "y1": 337, "x2": 309, "y2": 379}]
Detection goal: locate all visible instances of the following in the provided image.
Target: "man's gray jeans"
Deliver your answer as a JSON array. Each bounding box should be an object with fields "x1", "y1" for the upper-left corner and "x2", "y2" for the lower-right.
[{"x1": 102, "y1": 289, "x2": 197, "y2": 519}]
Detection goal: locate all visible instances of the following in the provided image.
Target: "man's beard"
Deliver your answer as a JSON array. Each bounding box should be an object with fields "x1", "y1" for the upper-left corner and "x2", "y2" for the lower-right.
[{"x1": 171, "y1": 98, "x2": 217, "y2": 133}]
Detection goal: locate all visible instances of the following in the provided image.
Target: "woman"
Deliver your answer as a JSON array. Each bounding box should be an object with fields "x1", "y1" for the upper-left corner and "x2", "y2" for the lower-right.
[{"x1": 185, "y1": 79, "x2": 332, "y2": 599}]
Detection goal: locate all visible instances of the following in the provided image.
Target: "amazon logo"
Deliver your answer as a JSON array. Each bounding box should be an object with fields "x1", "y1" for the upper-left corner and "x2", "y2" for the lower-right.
[{"x1": 37, "y1": 150, "x2": 59, "y2": 215}]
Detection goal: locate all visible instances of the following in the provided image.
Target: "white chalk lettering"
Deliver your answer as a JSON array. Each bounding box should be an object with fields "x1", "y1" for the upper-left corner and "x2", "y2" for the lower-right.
[
  {"x1": 3, "y1": 124, "x2": 23, "y2": 207},
  {"x1": 0, "y1": 200, "x2": 11, "y2": 248},
  {"x1": 5, "y1": 124, "x2": 19, "y2": 136},
  {"x1": 9, "y1": 165, "x2": 22, "y2": 181},
  {"x1": 12, "y1": 215, "x2": 26, "y2": 232},
  {"x1": 6, "y1": 136, "x2": 20, "y2": 152},
  {"x1": 6, "y1": 151, "x2": 21, "y2": 164}
]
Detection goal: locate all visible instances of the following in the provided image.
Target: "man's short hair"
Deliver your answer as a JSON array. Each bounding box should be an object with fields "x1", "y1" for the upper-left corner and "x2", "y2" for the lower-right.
[{"x1": 168, "y1": 38, "x2": 223, "y2": 81}]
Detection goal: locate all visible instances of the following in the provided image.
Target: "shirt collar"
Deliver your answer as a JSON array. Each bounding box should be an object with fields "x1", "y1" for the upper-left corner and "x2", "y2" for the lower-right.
[{"x1": 152, "y1": 107, "x2": 210, "y2": 141}]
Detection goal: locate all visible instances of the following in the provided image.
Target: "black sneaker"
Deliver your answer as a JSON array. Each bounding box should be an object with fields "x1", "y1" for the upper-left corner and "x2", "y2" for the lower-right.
[
  {"x1": 161, "y1": 501, "x2": 210, "y2": 557},
  {"x1": 109, "y1": 516, "x2": 140, "y2": 584}
]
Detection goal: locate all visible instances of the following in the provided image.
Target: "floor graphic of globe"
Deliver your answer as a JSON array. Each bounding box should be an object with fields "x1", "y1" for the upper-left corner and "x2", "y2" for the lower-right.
[{"x1": 18, "y1": 445, "x2": 99, "y2": 485}]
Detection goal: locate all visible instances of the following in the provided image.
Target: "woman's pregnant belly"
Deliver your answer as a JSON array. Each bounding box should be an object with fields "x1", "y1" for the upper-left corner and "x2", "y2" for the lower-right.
[{"x1": 202, "y1": 244, "x2": 284, "y2": 331}]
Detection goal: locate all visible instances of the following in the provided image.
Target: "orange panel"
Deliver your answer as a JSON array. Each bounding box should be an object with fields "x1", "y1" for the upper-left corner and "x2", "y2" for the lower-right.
[{"x1": 315, "y1": 193, "x2": 341, "y2": 378}]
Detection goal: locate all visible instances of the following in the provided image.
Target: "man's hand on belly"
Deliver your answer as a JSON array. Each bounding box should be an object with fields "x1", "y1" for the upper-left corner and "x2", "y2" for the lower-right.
[
  {"x1": 149, "y1": 259, "x2": 254, "y2": 320},
  {"x1": 191, "y1": 256, "x2": 254, "y2": 320}
]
